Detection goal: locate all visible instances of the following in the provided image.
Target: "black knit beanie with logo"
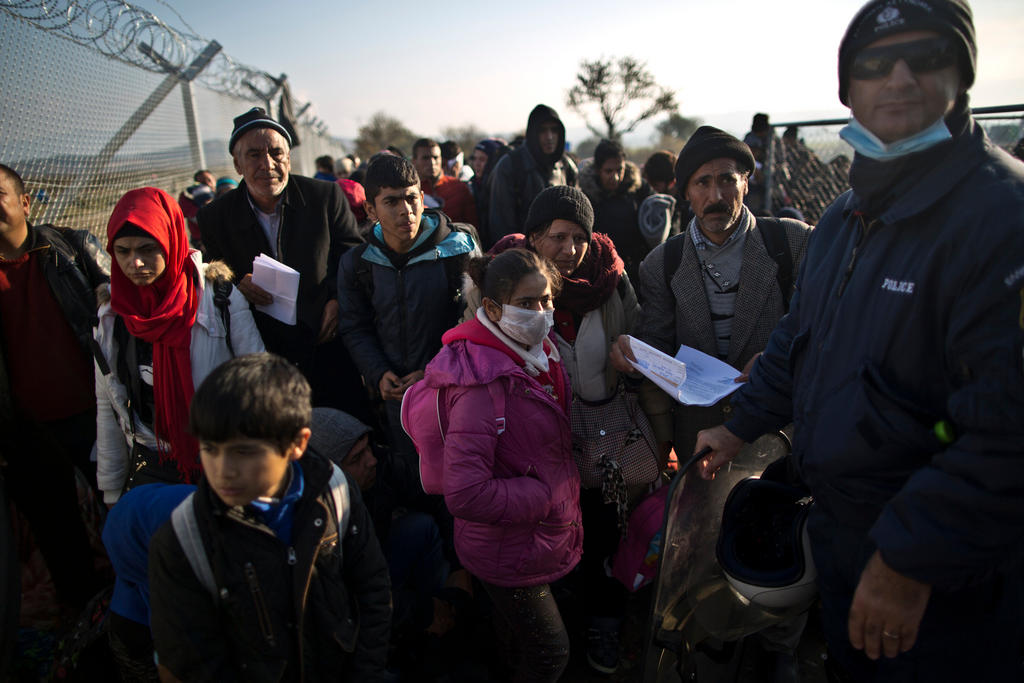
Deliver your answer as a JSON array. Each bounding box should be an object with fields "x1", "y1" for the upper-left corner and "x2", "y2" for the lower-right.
[{"x1": 838, "y1": 0, "x2": 976, "y2": 106}]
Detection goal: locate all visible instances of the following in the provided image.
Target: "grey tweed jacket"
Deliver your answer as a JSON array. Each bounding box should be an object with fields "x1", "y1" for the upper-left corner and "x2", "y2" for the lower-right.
[{"x1": 636, "y1": 216, "x2": 811, "y2": 452}]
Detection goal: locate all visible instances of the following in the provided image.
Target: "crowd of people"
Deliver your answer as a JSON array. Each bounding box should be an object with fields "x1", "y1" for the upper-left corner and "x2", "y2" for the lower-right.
[{"x1": 1, "y1": 0, "x2": 1023, "y2": 681}]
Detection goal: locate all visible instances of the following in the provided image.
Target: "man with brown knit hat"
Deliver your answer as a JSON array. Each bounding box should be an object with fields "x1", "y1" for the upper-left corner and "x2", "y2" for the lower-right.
[
  {"x1": 692, "y1": 1, "x2": 1024, "y2": 680},
  {"x1": 612, "y1": 126, "x2": 811, "y2": 460},
  {"x1": 610, "y1": 128, "x2": 812, "y2": 680}
]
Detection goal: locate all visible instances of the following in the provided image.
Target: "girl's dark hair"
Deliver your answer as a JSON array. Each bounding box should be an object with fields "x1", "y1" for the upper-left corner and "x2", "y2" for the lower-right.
[
  {"x1": 466, "y1": 248, "x2": 562, "y2": 304},
  {"x1": 189, "y1": 352, "x2": 312, "y2": 451}
]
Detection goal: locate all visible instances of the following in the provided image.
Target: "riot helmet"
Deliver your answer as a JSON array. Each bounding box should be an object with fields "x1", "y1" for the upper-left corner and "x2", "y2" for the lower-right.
[{"x1": 716, "y1": 477, "x2": 816, "y2": 610}]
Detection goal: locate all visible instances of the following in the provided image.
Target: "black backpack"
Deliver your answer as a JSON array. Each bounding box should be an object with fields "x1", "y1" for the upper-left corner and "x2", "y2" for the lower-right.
[{"x1": 661, "y1": 218, "x2": 794, "y2": 312}]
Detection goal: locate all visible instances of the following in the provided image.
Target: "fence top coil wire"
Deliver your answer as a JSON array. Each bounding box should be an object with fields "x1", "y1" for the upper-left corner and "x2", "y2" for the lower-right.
[
  {"x1": 0, "y1": 0, "x2": 280, "y2": 99},
  {"x1": 1, "y1": 0, "x2": 346, "y2": 235}
]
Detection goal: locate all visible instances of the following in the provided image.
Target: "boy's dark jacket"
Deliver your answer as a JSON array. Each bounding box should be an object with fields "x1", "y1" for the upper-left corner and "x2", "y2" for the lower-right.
[
  {"x1": 148, "y1": 451, "x2": 391, "y2": 682},
  {"x1": 336, "y1": 209, "x2": 477, "y2": 391}
]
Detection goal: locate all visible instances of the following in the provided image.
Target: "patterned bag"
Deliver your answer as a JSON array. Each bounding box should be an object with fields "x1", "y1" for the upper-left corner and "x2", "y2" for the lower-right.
[{"x1": 570, "y1": 385, "x2": 660, "y2": 492}]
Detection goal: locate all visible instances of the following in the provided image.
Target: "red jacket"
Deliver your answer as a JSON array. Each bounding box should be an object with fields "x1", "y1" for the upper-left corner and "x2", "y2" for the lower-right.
[{"x1": 422, "y1": 175, "x2": 478, "y2": 227}]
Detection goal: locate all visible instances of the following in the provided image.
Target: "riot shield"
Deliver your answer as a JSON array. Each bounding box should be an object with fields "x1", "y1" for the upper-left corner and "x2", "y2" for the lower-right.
[{"x1": 643, "y1": 432, "x2": 804, "y2": 682}]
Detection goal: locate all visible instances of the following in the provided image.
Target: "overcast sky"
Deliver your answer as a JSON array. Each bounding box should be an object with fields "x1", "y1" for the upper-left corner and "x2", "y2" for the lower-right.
[{"x1": 136, "y1": 0, "x2": 1024, "y2": 146}]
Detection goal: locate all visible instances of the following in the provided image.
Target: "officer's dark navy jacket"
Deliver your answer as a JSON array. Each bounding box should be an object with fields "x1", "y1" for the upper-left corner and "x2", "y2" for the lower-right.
[{"x1": 726, "y1": 120, "x2": 1024, "y2": 591}]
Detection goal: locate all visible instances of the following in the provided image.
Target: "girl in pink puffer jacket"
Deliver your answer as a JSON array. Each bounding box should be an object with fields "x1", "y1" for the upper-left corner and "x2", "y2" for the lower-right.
[{"x1": 413, "y1": 249, "x2": 581, "y2": 682}]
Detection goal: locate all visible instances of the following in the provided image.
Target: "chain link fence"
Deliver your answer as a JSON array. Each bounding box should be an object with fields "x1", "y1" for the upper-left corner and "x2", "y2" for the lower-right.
[
  {"x1": 760, "y1": 105, "x2": 1024, "y2": 225},
  {"x1": 0, "y1": 0, "x2": 346, "y2": 240}
]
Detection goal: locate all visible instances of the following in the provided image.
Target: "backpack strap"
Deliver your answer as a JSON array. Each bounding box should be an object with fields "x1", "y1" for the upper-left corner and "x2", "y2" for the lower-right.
[
  {"x1": 170, "y1": 493, "x2": 218, "y2": 599},
  {"x1": 660, "y1": 233, "x2": 686, "y2": 296},
  {"x1": 563, "y1": 157, "x2": 578, "y2": 187},
  {"x1": 114, "y1": 316, "x2": 145, "y2": 424},
  {"x1": 351, "y1": 243, "x2": 374, "y2": 302},
  {"x1": 90, "y1": 337, "x2": 111, "y2": 376},
  {"x1": 211, "y1": 278, "x2": 235, "y2": 357},
  {"x1": 327, "y1": 464, "x2": 351, "y2": 541},
  {"x1": 755, "y1": 218, "x2": 794, "y2": 313}
]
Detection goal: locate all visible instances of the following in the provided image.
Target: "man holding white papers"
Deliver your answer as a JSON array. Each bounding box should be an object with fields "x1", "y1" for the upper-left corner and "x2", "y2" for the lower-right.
[
  {"x1": 611, "y1": 126, "x2": 811, "y2": 460},
  {"x1": 199, "y1": 107, "x2": 364, "y2": 413}
]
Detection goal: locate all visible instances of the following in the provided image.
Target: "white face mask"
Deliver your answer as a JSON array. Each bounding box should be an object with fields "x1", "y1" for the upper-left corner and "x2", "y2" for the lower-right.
[
  {"x1": 497, "y1": 304, "x2": 554, "y2": 348},
  {"x1": 839, "y1": 115, "x2": 952, "y2": 161}
]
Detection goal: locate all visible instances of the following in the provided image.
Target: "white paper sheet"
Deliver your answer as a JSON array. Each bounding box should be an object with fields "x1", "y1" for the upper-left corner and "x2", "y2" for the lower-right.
[
  {"x1": 625, "y1": 336, "x2": 687, "y2": 400},
  {"x1": 672, "y1": 344, "x2": 742, "y2": 407},
  {"x1": 625, "y1": 337, "x2": 743, "y2": 406},
  {"x1": 251, "y1": 253, "x2": 299, "y2": 325}
]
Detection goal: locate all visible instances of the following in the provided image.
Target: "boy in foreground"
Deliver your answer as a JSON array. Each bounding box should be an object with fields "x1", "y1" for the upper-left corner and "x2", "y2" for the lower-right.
[{"x1": 148, "y1": 353, "x2": 391, "y2": 681}]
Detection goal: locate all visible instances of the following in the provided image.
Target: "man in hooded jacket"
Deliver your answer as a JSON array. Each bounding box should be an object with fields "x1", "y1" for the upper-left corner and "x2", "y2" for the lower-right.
[{"x1": 486, "y1": 104, "x2": 578, "y2": 249}]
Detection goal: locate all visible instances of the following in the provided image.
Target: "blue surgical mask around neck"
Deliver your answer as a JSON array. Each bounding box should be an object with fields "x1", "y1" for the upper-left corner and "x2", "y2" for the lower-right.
[{"x1": 839, "y1": 116, "x2": 952, "y2": 161}]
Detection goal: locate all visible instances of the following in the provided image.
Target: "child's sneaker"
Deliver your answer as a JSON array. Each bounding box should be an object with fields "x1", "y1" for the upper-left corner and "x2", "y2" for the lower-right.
[{"x1": 586, "y1": 617, "x2": 621, "y2": 674}]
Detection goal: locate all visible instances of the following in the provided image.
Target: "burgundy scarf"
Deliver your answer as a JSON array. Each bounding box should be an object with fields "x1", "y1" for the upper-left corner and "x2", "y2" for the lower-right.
[{"x1": 489, "y1": 231, "x2": 624, "y2": 315}]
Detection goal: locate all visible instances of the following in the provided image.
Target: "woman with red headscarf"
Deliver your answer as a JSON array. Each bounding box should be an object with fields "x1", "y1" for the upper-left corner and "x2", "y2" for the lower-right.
[{"x1": 94, "y1": 188, "x2": 264, "y2": 505}]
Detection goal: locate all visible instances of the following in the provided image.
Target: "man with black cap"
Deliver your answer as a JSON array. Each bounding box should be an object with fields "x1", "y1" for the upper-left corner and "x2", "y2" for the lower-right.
[
  {"x1": 199, "y1": 107, "x2": 366, "y2": 415},
  {"x1": 612, "y1": 125, "x2": 811, "y2": 460},
  {"x1": 486, "y1": 104, "x2": 578, "y2": 249},
  {"x1": 694, "y1": 2, "x2": 1024, "y2": 681}
]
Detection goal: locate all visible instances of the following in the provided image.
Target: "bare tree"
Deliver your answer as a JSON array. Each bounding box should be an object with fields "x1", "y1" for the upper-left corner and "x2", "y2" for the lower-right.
[
  {"x1": 566, "y1": 56, "x2": 678, "y2": 141},
  {"x1": 355, "y1": 112, "x2": 418, "y2": 159}
]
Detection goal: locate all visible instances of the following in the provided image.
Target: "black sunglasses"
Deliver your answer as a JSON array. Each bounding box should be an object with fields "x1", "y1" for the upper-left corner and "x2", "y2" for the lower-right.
[{"x1": 850, "y1": 37, "x2": 958, "y2": 80}]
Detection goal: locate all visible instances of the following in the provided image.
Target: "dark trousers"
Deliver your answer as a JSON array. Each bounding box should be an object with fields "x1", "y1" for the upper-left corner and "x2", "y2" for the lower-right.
[
  {"x1": 107, "y1": 612, "x2": 158, "y2": 682},
  {"x1": 2, "y1": 410, "x2": 103, "y2": 608},
  {"x1": 580, "y1": 488, "x2": 626, "y2": 620},
  {"x1": 480, "y1": 581, "x2": 570, "y2": 683},
  {"x1": 384, "y1": 511, "x2": 449, "y2": 630},
  {"x1": 383, "y1": 399, "x2": 422, "y2": 503},
  {"x1": 808, "y1": 507, "x2": 1023, "y2": 682}
]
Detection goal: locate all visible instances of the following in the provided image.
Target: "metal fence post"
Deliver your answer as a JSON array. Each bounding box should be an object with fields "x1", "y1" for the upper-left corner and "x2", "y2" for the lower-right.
[
  {"x1": 41, "y1": 40, "x2": 221, "y2": 223},
  {"x1": 181, "y1": 80, "x2": 205, "y2": 171}
]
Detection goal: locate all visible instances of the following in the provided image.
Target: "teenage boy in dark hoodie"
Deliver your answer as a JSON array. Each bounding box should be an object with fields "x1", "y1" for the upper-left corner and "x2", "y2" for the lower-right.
[
  {"x1": 148, "y1": 353, "x2": 391, "y2": 682},
  {"x1": 336, "y1": 154, "x2": 479, "y2": 505},
  {"x1": 487, "y1": 104, "x2": 578, "y2": 248}
]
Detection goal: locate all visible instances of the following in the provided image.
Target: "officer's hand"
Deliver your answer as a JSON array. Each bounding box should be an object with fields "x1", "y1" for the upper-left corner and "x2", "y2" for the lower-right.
[
  {"x1": 848, "y1": 550, "x2": 931, "y2": 661},
  {"x1": 695, "y1": 426, "x2": 745, "y2": 479},
  {"x1": 736, "y1": 352, "x2": 761, "y2": 382},
  {"x1": 237, "y1": 273, "x2": 273, "y2": 306}
]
